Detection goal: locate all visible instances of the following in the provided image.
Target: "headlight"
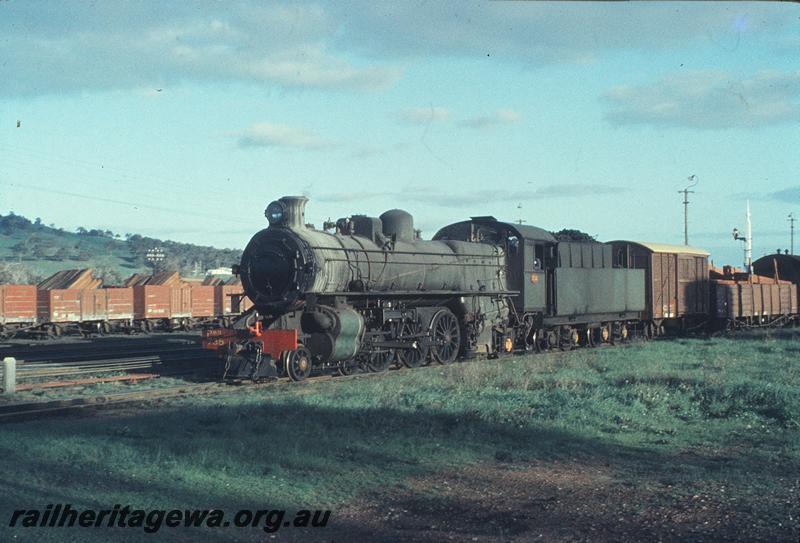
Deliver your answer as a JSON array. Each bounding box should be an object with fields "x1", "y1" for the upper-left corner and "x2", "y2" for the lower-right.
[{"x1": 265, "y1": 201, "x2": 286, "y2": 226}]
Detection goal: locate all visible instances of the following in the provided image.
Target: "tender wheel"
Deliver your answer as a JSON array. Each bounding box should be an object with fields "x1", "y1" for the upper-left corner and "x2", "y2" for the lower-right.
[
  {"x1": 596, "y1": 325, "x2": 611, "y2": 344},
  {"x1": 586, "y1": 327, "x2": 596, "y2": 348},
  {"x1": 366, "y1": 350, "x2": 394, "y2": 372},
  {"x1": 611, "y1": 323, "x2": 629, "y2": 344},
  {"x1": 396, "y1": 320, "x2": 428, "y2": 368},
  {"x1": 287, "y1": 346, "x2": 312, "y2": 381},
  {"x1": 545, "y1": 330, "x2": 559, "y2": 350},
  {"x1": 559, "y1": 327, "x2": 575, "y2": 351},
  {"x1": 430, "y1": 309, "x2": 461, "y2": 364}
]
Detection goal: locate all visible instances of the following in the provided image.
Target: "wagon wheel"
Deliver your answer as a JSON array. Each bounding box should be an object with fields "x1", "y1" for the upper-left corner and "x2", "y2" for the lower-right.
[
  {"x1": 287, "y1": 346, "x2": 312, "y2": 381},
  {"x1": 366, "y1": 349, "x2": 395, "y2": 373},
  {"x1": 396, "y1": 320, "x2": 428, "y2": 368},
  {"x1": 430, "y1": 309, "x2": 461, "y2": 364}
]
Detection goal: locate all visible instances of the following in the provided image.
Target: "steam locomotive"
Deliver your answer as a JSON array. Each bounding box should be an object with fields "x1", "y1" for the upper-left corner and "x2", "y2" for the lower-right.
[{"x1": 203, "y1": 196, "x2": 799, "y2": 381}]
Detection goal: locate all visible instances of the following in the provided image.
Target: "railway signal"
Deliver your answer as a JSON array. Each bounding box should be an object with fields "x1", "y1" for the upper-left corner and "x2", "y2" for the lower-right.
[
  {"x1": 146, "y1": 247, "x2": 165, "y2": 274},
  {"x1": 789, "y1": 213, "x2": 795, "y2": 255},
  {"x1": 732, "y1": 201, "x2": 753, "y2": 273}
]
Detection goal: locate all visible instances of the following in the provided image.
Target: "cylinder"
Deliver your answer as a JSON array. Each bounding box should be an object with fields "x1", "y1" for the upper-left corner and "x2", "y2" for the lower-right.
[{"x1": 302, "y1": 306, "x2": 364, "y2": 362}]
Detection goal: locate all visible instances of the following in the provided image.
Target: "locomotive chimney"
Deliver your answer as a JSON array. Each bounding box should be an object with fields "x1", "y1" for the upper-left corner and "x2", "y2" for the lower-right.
[{"x1": 280, "y1": 196, "x2": 308, "y2": 229}]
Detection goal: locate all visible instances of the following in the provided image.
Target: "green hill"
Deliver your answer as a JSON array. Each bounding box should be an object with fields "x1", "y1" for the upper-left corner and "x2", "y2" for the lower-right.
[{"x1": 0, "y1": 212, "x2": 242, "y2": 285}]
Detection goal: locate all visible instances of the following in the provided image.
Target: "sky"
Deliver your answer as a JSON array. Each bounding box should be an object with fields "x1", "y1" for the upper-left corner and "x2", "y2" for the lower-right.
[{"x1": 0, "y1": 1, "x2": 798, "y2": 267}]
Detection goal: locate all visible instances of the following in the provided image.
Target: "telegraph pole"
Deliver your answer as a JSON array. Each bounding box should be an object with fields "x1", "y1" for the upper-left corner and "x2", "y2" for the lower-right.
[
  {"x1": 678, "y1": 175, "x2": 698, "y2": 245},
  {"x1": 789, "y1": 213, "x2": 796, "y2": 255}
]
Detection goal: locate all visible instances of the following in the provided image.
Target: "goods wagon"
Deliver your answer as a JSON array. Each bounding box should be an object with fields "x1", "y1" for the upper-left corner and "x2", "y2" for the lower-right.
[
  {"x1": 190, "y1": 284, "x2": 215, "y2": 318},
  {"x1": 0, "y1": 270, "x2": 254, "y2": 337},
  {"x1": 714, "y1": 282, "x2": 798, "y2": 325},
  {"x1": 133, "y1": 284, "x2": 191, "y2": 321},
  {"x1": 0, "y1": 285, "x2": 37, "y2": 335},
  {"x1": 38, "y1": 288, "x2": 110, "y2": 323},
  {"x1": 609, "y1": 241, "x2": 709, "y2": 333},
  {"x1": 37, "y1": 287, "x2": 135, "y2": 334},
  {"x1": 214, "y1": 284, "x2": 253, "y2": 316},
  {"x1": 711, "y1": 266, "x2": 799, "y2": 328}
]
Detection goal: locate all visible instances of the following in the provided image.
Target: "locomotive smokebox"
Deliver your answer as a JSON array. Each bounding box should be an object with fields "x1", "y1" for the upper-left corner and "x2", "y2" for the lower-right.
[
  {"x1": 380, "y1": 209, "x2": 414, "y2": 242},
  {"x1": 265, "y1": 195, "x2": 308, "y2": 229}
]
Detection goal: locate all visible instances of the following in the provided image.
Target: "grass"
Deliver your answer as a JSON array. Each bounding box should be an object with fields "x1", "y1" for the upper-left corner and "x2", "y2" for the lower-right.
[{"x1": 0, "y1": 331, "x2": 798, "y2": 541}]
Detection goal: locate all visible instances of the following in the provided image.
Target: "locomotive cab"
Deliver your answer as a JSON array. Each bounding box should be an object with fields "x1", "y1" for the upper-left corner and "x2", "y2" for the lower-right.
[{"x1": 433, "y1": 217, "x2": 555, "y2": 315}]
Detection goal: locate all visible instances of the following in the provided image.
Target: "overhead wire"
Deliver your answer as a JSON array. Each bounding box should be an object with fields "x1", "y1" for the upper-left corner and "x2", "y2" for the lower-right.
[
  {"x1": 0, "y1": 142, "x2": 236, "y2": 198},
  {"x1": 0, "y1": 143, "x2": 263, "y2": 226}
]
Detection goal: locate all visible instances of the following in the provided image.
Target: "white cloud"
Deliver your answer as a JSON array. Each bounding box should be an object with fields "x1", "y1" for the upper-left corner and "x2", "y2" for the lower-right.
[
  {"x1": 236, "y1": 122, "x2": 337, "y2": 151},
  {"x1": 0, "y1": 4, "x2": 399, "y2": 96},
  {"x1": 459, "y1": 109, "x2": 521, "y2": 129},
  {"x1": 239, "y1": 46, "x2": 399, "y2": 90},
  {"x1": 396, "y1": 107, "x2": 451, "y2": 125},
  {"x1": 331, "y1": 3, "x2": 793, "y2": 64},
  {"x1": 604, "y1": 70, "x2": 800, "y2": 129},
  {"x1": 3, "y1": 2, "x2": 793, "y2": 97}
]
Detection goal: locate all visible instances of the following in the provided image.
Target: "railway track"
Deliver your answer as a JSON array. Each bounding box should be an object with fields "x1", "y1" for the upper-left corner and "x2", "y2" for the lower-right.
[
  {"x1": 0, "y1": 382, "x2": 226, "y2": 422},
  {"x1": 0, "y1": 333, "x2": 217, "y2": 389}
]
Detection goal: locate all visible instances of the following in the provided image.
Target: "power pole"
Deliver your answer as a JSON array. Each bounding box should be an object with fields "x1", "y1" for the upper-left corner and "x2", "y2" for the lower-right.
[
  {"x1": 678, "y1": 175, "x2": 698, "y2": 245},
  {"x1": 516, "y1": 203, "x2": 526, "y2": 225},
  {"x1": 789, "y1": 213, "x2": 796, "y2": 255}
]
